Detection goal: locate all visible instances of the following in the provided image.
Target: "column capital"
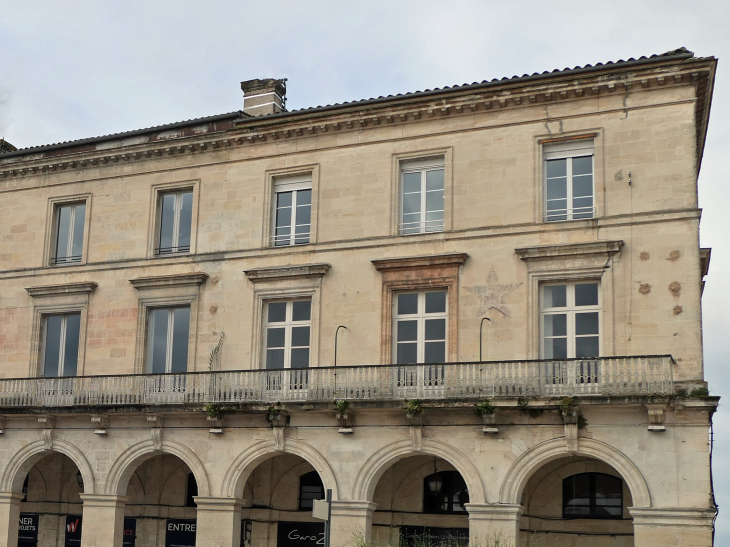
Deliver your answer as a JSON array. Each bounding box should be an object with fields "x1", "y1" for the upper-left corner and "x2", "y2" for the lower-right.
[
  {"x1": 465, "y1": 503, "x2": 523, "y2": 520},
  {"x1": 193, "y1": 497, "x2": 245, "y2": 512},
  {"x1": 79, "y1": 493, "x2": 128, "y2": 508},
  {"x1": 330, "y1": 500, "x2": 377, "y2": 518},
  {"x1": 629, "y1": 506, "x2": 716, "y2": 527},
  {"x1": 0, "y1": 492, "x2": 24, "y2": 504}
]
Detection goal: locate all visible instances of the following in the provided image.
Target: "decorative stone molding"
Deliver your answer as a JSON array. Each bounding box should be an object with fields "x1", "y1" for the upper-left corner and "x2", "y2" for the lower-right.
[
  {"x1": 629, "y1": 507, "x2": 716, "y2": 527},
  {"x1": 269, "y1": 410, "x2": 289, "y2": 451},
  {"x1": 336, "y1": 410, "x2": 354, "y2": 434},
  {"x1": 91, "y1": 415, "x2": 108, "y2": 436},
  {"x1": 515, "y1": 240, "x2": 623, "y2": 261},
  {"x1": 646, "y1": 404, "x2": 667, "y2": 432},
  {"x1": 207, "y1": 415, "x2": 224, "y2": 435},
  {"x1": 481, "y1": 412, "x2": 498, "y2": 434},
  {"x1": 25, "y1": 281, "x2": 98, "y2": 297},
  {"x1": 562, "y1": 410, "x2": 579, "y2": 453},
  {"x1": 371, "y1": 253, "x2": 468, "y2": 272},
  {"x1": 244, "y1": 263, "x2": 331, "y2": 282},
  {"x1": 129, "y1": 272, "x2": 208, "y2": 289},
  {"x1": 147, "y1": 415, "x2": 163, "y2": 451},
  {"x1": 38, "y1": 416, "x2": 55, "y2": 450},
  {"x1": 1, "y1": 60, "x2": 711, "y2": 181},
  {"x1": 406, "y1": 410, "x2": 424, "y2": 448}
]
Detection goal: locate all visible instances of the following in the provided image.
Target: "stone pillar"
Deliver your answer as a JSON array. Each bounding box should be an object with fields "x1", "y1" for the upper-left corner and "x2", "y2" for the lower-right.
[
  {"x1": 79, "y1": 494, "x2": 127, "y2": 547},
  {"x1": 194, "y1": 497, "x2": 244, "y2": 547},
  {"x1": 329, "y1": 501, "x2": 377, "y2": 547},
  {"x1": 630, "y1": 507, "x2": 715, "y2": 547},
  {"x1": 0, "y1": 492, "x2": 23, "y2": 547},
  {"x1": 465, "y1": 503, "x2": 523, "y2": 547}
]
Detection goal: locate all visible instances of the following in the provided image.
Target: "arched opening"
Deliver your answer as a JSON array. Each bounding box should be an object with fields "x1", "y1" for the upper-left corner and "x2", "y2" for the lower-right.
[
  {"x1": 240, "y1": 454, "x2": 327, "y2": 547},
  {"x1": 121, "y1": 454, "x2": 200, "y2": 547},
  {"x1": 18, "y1": 452, "x2": 85, "y2": 546},
  {"x1": 520, "y1": 456, "x2": 634, "y2": 546},
  {"x1": 371, "y1": 455, "x2": 470, "y2": 547}
]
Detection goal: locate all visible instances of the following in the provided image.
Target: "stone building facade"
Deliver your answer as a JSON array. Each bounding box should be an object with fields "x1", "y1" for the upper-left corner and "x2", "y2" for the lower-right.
[{"x1": 0, "y1": 48, "x2": 718, "y2": 547}]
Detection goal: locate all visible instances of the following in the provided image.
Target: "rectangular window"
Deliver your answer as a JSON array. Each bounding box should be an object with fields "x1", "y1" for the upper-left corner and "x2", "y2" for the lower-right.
[
  {"x1": 541, "y1": 282, "x2": 600, "y2": 359},
  {"x1": 156, "y1": 190, "x2": 193, "y2": 255},
  {"x1": 146, "y1": 307, "x2": 190, "y2": 373},
  {"x1": 41, "y1": 313, "x2": 81, "y2": 377},
  {"x1": 51, "y1": 203, "x2": 86, "y2": 265},
  {"x1": 543, "y1": 140, "x2": 594, "y2": 222},
  {"x1": 264, "y1": 299, "x2": 312, "y2": 369},
  {"x1": 393, "y1": 291, "x2": 447, "y2": 364},
  {"x1": 272, "y1": 175, "x2": 312, "y2": 246},
  {"x1": 400, "y1": 158, "x2": 445, "y2": 235}
]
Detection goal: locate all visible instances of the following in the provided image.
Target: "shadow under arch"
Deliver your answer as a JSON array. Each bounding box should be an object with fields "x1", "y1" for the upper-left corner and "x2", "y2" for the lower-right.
[
  {"x1": 221, "y1": 439, "x2": 339, "y2": 499},
  {"x1": 499, "y1": 437, "x2": 651, "y2": 507},
  {"x1": 352, "y1": 438, "x2": 487, "y2": 504},
  {"x1": 0, "y1": 439, "x2": 95, "y2": 494},
  {"x1": 104, "y1": 438, "x2": 210, "y2": 497}
]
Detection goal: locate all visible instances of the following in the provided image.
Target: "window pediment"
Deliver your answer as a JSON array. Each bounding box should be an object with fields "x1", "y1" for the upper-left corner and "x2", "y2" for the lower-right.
[
  {"x1": 129, "y1": 272, "x2": 208, "y2": 290},
  {"x1": 244, "y1": 263, "x2": 331, "y2": 283},
  {"x1": 515, "y1": 241, "x2": 623, "y2": 262},
  {"x1": 371, "y1": 253, "x2": 468, "y2": 273},
  {"x1": 26, "y1": 281, "x2": 98, "y2": 298}
]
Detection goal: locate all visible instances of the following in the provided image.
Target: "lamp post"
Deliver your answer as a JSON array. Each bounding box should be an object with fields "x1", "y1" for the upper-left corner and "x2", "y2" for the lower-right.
[{"x1": 479, "y1": 317, "x2": 491, "y2": 362}]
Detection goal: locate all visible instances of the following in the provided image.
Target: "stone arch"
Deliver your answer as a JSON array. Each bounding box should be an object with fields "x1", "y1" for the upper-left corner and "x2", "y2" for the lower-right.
[
  {"x1": 221, "y1": 439, "x2": 339, "y2": 499},
  {"x1": 104, "y1": 438, "x2": 210, "y2": 497},
  {"x1": 499, "y1": 438, "x2": 651, "y2": 507},
  {"x1": 0, "y1": 439, "x2": 96, "y2": 494},
  {"x1": 352, "y1": 438, "x2": 487, "y2": 504}
]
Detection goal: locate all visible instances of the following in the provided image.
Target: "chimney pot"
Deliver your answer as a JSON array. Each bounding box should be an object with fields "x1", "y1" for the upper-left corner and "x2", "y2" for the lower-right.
[{"x1": 241, "y1": 78, "x2": 287, "y2": 117}]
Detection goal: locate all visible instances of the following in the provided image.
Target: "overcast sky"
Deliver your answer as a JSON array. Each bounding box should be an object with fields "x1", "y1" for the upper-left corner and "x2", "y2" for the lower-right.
[{"x1": 1, "y1": 0, "x2": 729, "y2": 542}]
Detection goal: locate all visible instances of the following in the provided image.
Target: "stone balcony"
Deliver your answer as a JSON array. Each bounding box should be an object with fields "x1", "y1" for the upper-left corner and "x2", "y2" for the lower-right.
[{"x1": 0, "y1": 356, "x2": 675, "y2": 410}]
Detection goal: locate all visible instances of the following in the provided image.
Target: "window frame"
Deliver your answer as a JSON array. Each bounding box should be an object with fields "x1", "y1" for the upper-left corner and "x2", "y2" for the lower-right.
[
  {"x1": 145, "y1": 305, "x2": 192, "y2": 374},
  {"x1": 390, "y1": 149, "x2": 453, "y2": 236},
  {"x1": 40, "y1": 312, "x2": 82, "y2": 377},
  {"x1": 562, "y1": 472, "x2": 623, "y2": 520},
  {"x1": 540, "y1": 281, "x2": 602, "y2": 360},
  {"x1": 44, "y1": 194, "x2": 92, "y2": 267},
  {"x1": 392, "y1": 290, "x2": 448, "y2": 364},
  {"x1": 271, "y1": 174, "x2": 313, "y2": 247},
  {"x1": 155, "y1": 189, "x2": 194, "y2": 256},
  {"x1": 262, "y1": 298, "x2": 313, "y2": 370},
  {"x1": 263, "y1": 166, "x2": 319, "y2": 248},
  {"x1": 399, "y1": 157, "x2": 446, "y2": 235},
  {"x1": 146, "y1": 180, "x2": 200, "y2": 259}
]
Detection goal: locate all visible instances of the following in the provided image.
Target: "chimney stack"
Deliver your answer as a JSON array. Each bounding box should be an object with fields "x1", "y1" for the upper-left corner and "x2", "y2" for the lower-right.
[{"x1": 241, "y1": 78, "x2": 287, "y2": 117}]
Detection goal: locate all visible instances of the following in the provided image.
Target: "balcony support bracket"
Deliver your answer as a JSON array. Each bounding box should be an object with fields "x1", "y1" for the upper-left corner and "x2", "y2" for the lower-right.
[
  {"x1": 562, "y1": 410, "x2": 579, "y2": 453},
  {"x1": 646, "y1": 404, "x2": 667, "y2": 432},
  {"x1": 91, "y1": 415, "x2": 108, "y2": 435},
  {"x1": 38, "y1": 416, "x2": 55, "y2": 450},
  {"x1": 147, "y1": 415, "x2": 163, "y2": 450}
]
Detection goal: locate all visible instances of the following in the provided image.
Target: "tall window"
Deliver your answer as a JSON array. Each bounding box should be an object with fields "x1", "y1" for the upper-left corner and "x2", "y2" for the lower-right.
[
  {"x1": 298, "y1": 471, "x2": 324, "y2": 510},
  {"x1": 400, "y1": 158, "x2": 444, "y2": 235},
  {"x1": 393, "y1": 291, "x2": 447, "y2": 364},
  {"x1": 544, "y1": 140, "x2": 594, "y2": 222},
  {"x1": 41, "y1": 313, "x2": 81, "y2": 377},
  {"x1": 563, "y1": 473, "x2": 622, "y2": 519},
  {"x1": 541, "y1": 282, "x2": 600, "y2": 359},
  {"x1": 272, "y1": 175, "x2": 311, "y2": 246},
  {"x1": 146, "y1": 307, "x2": 190, "y2": 373},
  {"x1": 264, "y1": 299, "x2": 311, "y2": 369},
  {"x1": 156, "y1": 190, "x2": 193, "y2": 255},
  {"x1": 423, "y1": 471, "x2": 469, "y2": 514},
  {"x1": 51, "y1": 203, "x2": 86, "y2": 265}
]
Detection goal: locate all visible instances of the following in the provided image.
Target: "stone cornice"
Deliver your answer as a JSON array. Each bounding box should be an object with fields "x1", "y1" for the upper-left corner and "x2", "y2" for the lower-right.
[
  {"x1": 371, "y1": 253, "x2": 468, "y2": 272},
  {"x1": 0, "y1": 60, "x2": 715, "y2": 181},
  {"x1": 244, "y1": 263, "x2": 331, "y2": 282},
  {"x1": 515, "y1": 241, "x2": 623, "y2": 261},
  {"x1": 129, "y1": 272, "x2": 208, "y2": 290},
  {"x1": 25, "y1": 281, "x2": 98, "y2": 297},
  {"x1": 628, "y1": 507, "x2": 716, "y2": 527}
]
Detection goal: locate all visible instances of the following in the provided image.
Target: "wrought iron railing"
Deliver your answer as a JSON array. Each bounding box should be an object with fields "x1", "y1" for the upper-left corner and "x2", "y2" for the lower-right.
[{"x1": 0, "y1": 356, "x2": 674, "y2": 408}]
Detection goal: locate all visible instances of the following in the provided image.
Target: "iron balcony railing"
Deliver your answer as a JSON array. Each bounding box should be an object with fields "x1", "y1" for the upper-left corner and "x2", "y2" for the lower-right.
[{"x1": 0, "y1": 356, "x2": 674, "y2": 408}]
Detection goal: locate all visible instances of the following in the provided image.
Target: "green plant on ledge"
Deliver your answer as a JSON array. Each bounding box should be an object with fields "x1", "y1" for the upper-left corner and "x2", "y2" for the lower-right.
[
  {"x1": 577, "y1": 415, "x2": 588, "y2": 430},
  {"x1": 474, "y1": 400, "x2": 495, "y2": 416},
  {"x1": 559, "y1": 396, "x2": 577, "y2": 415},
  {"x1": 334, "y1": 399, "x2": 350, "y2": 413},
  {"x1": 404, "y1": 399, "x2": 424, "y2": 416},
  {"x1": 689, "y1": 386, "x2": 710, "y2": 398},
  {"x1": 266, "y1": 404, "x2": 283, "y2": 425}
]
